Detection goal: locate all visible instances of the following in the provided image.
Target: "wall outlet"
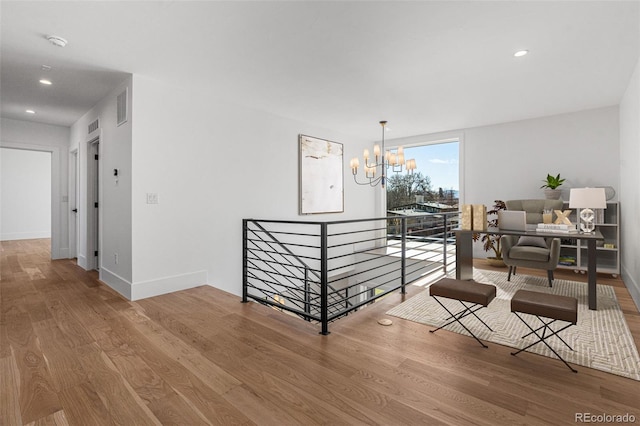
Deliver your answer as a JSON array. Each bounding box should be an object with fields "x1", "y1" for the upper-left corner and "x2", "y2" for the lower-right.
[
  {"x1": 146, "y1": 193, "x2": 158, "y2": 204},
  {"x1": 114, "y1": 253, "x2": 119, "y2": 264}
]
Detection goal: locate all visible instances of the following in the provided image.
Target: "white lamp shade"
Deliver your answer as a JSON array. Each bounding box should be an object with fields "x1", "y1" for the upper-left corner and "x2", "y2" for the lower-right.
[{"x1": 569, "y1": 188, "x2": 607, "y2": 209}]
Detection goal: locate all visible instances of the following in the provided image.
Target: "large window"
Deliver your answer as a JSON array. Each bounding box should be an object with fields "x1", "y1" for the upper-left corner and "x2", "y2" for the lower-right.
[{"x1": 386, "y1": 140, "x2": 459, "y2": 213}]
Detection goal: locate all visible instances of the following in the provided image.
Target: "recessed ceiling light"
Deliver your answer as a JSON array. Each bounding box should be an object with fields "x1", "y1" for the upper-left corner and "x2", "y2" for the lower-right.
[
  {"x1": 514, "y1": 50, "x2": 529, "y2": 57},
  {"x1": 39, "y1": 79, "x2": 52, "y2": 85},
  {"x1": 26, "y1": 109, "x2": 36, "y2": 114},
  {"x1": 46, "y1": 35, "x2": 68, "y2": 47}
]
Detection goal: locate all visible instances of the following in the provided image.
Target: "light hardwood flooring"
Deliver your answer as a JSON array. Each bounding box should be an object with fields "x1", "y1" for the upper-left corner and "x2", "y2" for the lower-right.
[{"x1": 1, "y1": 238, "x2": 639, "y2": 425}]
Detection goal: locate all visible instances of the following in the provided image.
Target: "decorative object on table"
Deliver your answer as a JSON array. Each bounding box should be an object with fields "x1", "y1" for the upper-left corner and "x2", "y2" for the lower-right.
[
  {"x1": 472, "y1": 204, "x2": 487, "y2": 231},
  {"x1": 472, "y1": 200, "x2": 506, "y2": 266},
  {"x1": 535, "y1": 223, "x2": 577, "y2": 234},
  {"x1": 461, "y1": 204, "x2": 473, "y2": 230},
  {"x1": 299, "y1": 134, "x2": 344, "y2": 215},
  {"x1": 542, "y1": 209, "x2": 553, "y2": 224},
  {"x1": 540, "y1": 173, "x2": 566, "y2": 200},
  {"x1": 554, "y1": 209, "x2": 573, "y2": 225},
  {"x1": 569, "y1": 187, "x2": 607, "y2": 233},
  {"x1": 349, "y1": 120, "x2": 416, "y2": 188}
]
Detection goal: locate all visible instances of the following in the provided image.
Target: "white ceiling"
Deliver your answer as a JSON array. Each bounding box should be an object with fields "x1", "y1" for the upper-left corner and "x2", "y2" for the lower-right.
[{"x1": 1, "y1": 1, "x2": 639, "y2": 140}]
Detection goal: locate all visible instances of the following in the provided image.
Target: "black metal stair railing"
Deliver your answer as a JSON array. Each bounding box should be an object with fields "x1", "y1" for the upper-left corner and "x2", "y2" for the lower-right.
[
  {"x1": 243, "y1": 212, "x2": 459, "y2": 334},
  {"x1": 243, "y1": 220, "x2": 351, "y2": 319}
]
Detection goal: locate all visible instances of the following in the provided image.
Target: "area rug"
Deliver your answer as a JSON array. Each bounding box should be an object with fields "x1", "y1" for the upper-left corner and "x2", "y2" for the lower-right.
[{"x1": 386, "y1": 269, "x2": 640, "y2": 380}]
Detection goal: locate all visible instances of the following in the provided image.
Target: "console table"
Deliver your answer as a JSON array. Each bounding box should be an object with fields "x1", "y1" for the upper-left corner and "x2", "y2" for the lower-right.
[{"x1": 454, "y1": 228, "x2": 604, "y2": 310}]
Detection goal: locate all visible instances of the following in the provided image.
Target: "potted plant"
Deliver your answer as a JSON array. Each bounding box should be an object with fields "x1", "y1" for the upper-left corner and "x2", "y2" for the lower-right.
[
  {"x1": 472, "y1": 200, "x2": 506, "y2": 267},
  {"x1": 540, "y1": 173, "x2": 565, "y2": 200}
]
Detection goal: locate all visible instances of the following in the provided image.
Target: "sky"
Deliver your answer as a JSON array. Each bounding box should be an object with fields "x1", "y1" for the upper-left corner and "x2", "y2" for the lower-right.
[{"x1": 401, "y1": 141, "x2": 459, "y2": 191}]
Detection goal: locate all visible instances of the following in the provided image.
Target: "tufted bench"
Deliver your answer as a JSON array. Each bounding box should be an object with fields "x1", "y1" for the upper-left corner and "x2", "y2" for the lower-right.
[
  {"x1": 510, "y1": 289, "x2": 578, "y2": 372},
  {"x1": 429, "y1": 278, "x2": 497, "y2": 348}
]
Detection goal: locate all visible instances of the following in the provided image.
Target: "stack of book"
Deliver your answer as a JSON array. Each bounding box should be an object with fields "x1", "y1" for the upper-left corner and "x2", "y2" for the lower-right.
[
  {"x1": 559, "y1": 255, "x2": 577, "y2": 266},
  {"x1": 535, "y1": 223, "x2": 578, "y2": 234}
]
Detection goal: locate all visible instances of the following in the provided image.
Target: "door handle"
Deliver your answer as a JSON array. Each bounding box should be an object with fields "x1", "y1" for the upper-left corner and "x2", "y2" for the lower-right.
[{"x1": 72, "y1": 208, "x2": 78, "y2": 213}]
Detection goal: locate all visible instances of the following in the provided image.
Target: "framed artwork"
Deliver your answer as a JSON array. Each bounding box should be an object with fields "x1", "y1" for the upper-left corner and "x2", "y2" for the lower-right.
[{"x1": 299, "y1": 134, "x2": 344, "y2": 215}]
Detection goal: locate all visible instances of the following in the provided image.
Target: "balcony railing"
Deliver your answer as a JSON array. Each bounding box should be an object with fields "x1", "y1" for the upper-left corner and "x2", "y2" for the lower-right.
[{"x1": 242, "y1": 212, "x2": 459, "y2": 334}]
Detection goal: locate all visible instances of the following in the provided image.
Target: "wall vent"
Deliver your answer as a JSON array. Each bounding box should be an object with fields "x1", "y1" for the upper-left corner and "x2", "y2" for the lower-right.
[
  {"x1": 117, "y1": 89, "x2": 128, "y2": 126},
  {"x1": 88, "y1": 118, "x2": 99, "y2": 134}
]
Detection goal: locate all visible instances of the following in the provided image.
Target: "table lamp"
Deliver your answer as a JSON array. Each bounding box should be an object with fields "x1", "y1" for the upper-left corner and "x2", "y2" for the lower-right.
[{"x1": 569, "y1": 188, "x2": 606, "y2": 233}]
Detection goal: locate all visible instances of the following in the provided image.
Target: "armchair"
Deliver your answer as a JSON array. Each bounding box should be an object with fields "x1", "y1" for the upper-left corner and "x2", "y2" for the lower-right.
[{"x1": 502, "y1": 199, "x2": 564, "y2": 286}]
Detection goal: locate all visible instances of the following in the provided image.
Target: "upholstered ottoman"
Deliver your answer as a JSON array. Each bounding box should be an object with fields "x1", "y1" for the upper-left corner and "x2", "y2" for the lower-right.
[
  {"x1": 510, "y1": 289, "x2": 578, "y2": 372},
  {"x1": 429, "y1": 278, "x2": 496, "y2": 348}
]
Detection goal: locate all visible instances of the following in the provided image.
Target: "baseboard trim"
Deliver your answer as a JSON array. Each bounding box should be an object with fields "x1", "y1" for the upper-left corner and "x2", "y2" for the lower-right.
[
  {"x1": 77, "y1": 254, "x2": 88, "y2": 270},
  {"x1": 54, "y1": 247, "x2": 70, "y2": 260},
  {"x1": 100, "y1": 267, "x2": 133, "y2": 300},
  {"x1": 130, "y1": 270, "x2": 208, "y2": 301},
  {"x1": 1, "y1": 232, "x2": 51, "y2": 241},
  {"x1": 622, "y1": 265, "x2": 640, "y2": 311}
]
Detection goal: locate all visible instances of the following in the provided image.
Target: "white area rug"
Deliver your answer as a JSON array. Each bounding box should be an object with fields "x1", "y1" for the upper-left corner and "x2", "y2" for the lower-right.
[{"x1": 386, "y1": 269, "x2": 640, "y2": 380}]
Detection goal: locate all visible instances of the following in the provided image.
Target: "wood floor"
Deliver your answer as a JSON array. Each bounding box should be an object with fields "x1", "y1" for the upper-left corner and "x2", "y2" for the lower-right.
[{"x1": 2, "y1": 239, "x2": 639, "y2": 425}]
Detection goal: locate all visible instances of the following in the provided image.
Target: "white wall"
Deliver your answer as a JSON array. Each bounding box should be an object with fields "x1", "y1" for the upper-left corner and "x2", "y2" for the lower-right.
[
  {"x1": 620, "y1": 57, "x2": 640, "y2": 309},
  {"x1": 463, "y1": 106, "x2": 620, "y2": 205},
  {"x1": 1, "y1": 148, "x2": 51, "y2": 240},
  {"x1": 130, "y1": 75, "x2": 375, "y2": 299},
  {"x1": 70, "y1": 76, "x2": 133, "y2": 294},
  {"x1": 0, "y1": 118, "x2": 70, "y2": 258}
]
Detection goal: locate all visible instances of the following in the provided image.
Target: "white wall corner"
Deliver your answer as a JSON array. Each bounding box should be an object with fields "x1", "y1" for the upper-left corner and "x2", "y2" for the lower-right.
[
  {"x1": 54, "y1": 247, "x2": 70, "y2": 260},
  {"x1": 77, "y1": 254, "x2": 88, "y2": 270},
  {"x1": 100, "y1": 267, "x2": 133, "y2": 300},
  {"x1": 622, "y1": 265, "x2": 640, "y2": 311},
  {"x1": 130, "y1": 270, "x2": 208, "y2": 301}
]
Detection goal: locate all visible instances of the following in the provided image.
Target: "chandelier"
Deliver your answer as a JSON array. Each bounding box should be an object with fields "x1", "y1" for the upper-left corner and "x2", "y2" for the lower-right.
[{"x1": 349, "y1": 121, "x2": 416, "y2": 188}]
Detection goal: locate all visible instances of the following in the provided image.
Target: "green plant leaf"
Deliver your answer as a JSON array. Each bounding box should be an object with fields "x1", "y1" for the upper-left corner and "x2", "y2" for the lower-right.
[{"x1": 540, "y1": 173, "x2": 565, "y2": 189}]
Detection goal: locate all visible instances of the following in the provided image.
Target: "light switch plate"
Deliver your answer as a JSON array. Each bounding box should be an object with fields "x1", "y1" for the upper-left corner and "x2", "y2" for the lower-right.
[{"x1": 146, "y1": 193, "x2": 158, "y2": 204}]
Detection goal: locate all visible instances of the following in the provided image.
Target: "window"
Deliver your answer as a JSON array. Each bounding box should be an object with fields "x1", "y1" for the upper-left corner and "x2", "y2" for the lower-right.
[{"x1": 386, "y1": 140, "x2": 459, "y2": 213}]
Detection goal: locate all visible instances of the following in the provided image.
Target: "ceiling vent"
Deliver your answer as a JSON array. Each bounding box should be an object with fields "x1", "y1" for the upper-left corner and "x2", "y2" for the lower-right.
[
  {"x1": 88, "y1": 118, "x2": 99, "y2": 134},
  {"x1": 117, "y1": 89, "x2": 128, "y2": 126}
]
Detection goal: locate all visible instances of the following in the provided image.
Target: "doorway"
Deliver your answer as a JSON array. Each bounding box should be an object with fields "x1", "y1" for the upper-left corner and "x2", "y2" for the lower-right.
[
  {"x1": 0, "y1": 147, "x2": 52, "y2": 241},
  {"x1": 69, "y1": 149, "x2": 79, "y2": 259},
  {"x1": 86, "y1": 138, "x2": 100, "y2": 270}
]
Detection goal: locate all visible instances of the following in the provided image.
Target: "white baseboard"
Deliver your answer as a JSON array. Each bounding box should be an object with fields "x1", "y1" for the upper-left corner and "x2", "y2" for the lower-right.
[
  {"x1": 77, "y1": 254, "x2": 88, "y2": 270},
  {"x1": 100, "y1": 267, "x2": 133, "y2": 300},
  {"x1": 1, "y1": 231, "x2": 51, "y2": 241},
  {"x1": 88, "y1": 267, "x2": 208, "y2": 301},
  {"x1": 622, "y1": 265, "x2": 640, "y2": 311},
  {"x1": 130, "y1": 270, "x2": 208, "y2": 301},
  {"x1": 54, "y1": 247, "x2": 70, "y2": 260}
]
